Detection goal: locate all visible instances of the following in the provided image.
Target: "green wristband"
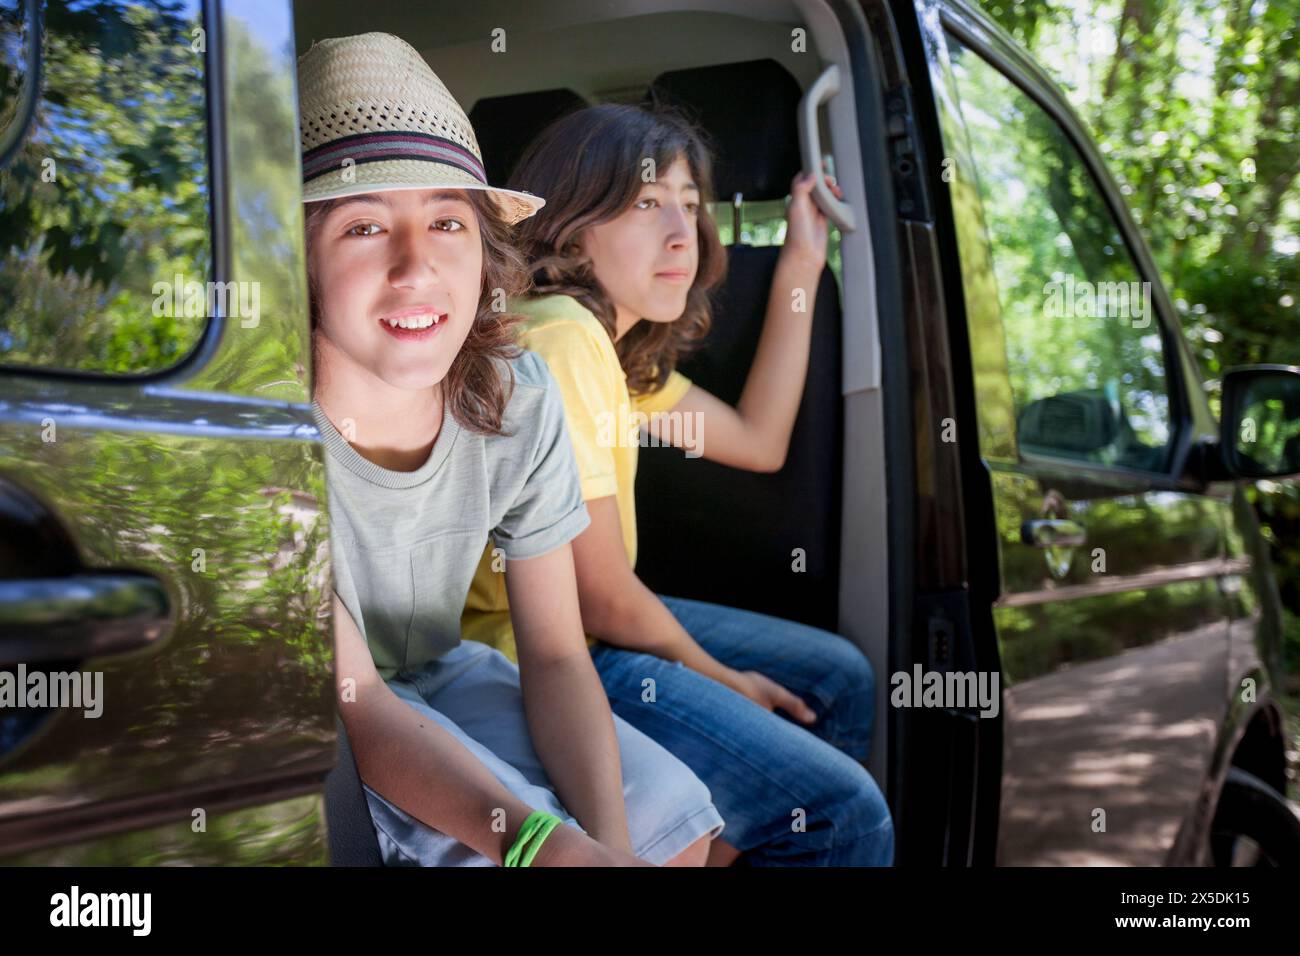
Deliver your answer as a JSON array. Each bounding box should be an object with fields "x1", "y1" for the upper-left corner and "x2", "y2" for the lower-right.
[
  {"x1": 505, "y1": 810, "x2": 562, "y2": 867},
  {"x1": 519, "y1": 814, "x2": 561, "y2": 867}
]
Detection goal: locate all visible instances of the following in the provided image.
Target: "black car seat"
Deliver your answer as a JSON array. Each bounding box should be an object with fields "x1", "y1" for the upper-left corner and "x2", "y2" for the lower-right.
[
  {"x1": 636, "y1": 60, "x2": 844, "y2": 632},
  {"x1": 324, "y1": 716, "x2": 383, "y2": 865},
  {"x1": 469, "y1": 88, "x2": 589, "y2": 188}
]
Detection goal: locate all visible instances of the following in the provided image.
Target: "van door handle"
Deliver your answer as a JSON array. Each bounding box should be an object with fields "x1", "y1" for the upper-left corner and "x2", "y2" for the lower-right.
[
  {"x1": 0, "y1": 573, "x2": 170, "y2": 666},
  {"x1": 1020, "y1": 518, "x2": 1087, "y2": 549}
]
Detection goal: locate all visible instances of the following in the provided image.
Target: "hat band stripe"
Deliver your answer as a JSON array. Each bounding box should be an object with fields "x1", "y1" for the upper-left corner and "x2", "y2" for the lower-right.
[
  {"x1": 304, "y1": 153, "x2": 490, "y2": 186},
  {"x1": 303, "y1": 133, "x2": 485, "y2": 178},
  {"x1": 302, "y1": 132, "x2": 486, "y2": 183},
  {"x1": 303, "y1": 142, "x2": 486, "y2": 183},
  {"x1": 303, "y1": 144, "x2": 484, "y2": 183},
  {"x1": 303, "y1": 131, "x2": 485, "y2": 176}
]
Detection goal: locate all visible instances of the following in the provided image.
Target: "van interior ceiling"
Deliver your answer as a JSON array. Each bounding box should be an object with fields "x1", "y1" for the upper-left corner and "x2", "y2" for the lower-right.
[{"x1": 292, "y1": 0, "x2": 891, "y2": 782}]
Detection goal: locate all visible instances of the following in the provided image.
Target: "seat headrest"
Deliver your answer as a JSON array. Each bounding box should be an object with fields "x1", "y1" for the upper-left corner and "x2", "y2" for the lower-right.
[
  {"x1": 645, "y1": 59, "x2": 802, "y2": 203},
  {"x1": 468, "y1": 88, "x2": 589, "y2": 187}
]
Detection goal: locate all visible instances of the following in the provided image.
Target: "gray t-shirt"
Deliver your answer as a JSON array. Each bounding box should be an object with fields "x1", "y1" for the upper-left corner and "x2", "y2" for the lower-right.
[{"x1": 313, "y1": 350, "x2": 590, "y2": 681}]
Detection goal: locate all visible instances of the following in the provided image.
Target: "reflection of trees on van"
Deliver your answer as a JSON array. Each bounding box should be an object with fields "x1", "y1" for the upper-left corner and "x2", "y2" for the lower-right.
[
  {"x1": 4, "y1": 793, "x2": 326, "y2": 865},
  {"x1": 997, "y1": 580, "x2": 1217, "y2": 683},
  {"x1": 992, "y1": 485, "x2": 1227, "y2": 682},
  {"x1": 0, "y1": 5, "x2": 332, "y2": 827},
  {"x1": 196, "y1": 11, "x2": 312, "y2": 401},
  {"x1": 980, "y1": 0, "x2": 1300, "y2": 793},
  {"x1": 0, "y1": 0, "x2": 209, "y2": 374},
  {"x1": 0, "y1": 422, "x2": 334, "y2": 818},
  {"x1": 948, "y1": 42, "x2": 1171, "y2": 472}
]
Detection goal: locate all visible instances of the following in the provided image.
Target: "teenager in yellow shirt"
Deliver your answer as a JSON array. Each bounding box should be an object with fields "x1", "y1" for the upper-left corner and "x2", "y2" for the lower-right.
[{"x1": 463, "y1": 104, "x2": 892, "y2": 866}]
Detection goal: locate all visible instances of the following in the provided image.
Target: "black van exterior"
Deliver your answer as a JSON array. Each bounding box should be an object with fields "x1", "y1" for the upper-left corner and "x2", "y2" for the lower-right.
[{"x1": 879, "y1": 0, "x2": 1298, "y2": 865}]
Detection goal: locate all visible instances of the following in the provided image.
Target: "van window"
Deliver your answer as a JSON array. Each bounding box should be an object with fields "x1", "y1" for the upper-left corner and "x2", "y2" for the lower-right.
[
  {"x1": 710, "y1": 197, "x2": 844, "y2": 286},
  {"x1": 944, "y1": 35, "x2": 1173, "y2": 473},
  {"x1": 0, "y1": 0, "x2": 210, "y2": 375}
]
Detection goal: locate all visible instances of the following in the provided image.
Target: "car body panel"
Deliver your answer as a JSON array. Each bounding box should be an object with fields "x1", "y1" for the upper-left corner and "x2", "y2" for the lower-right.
[{"x1": 0, "y1": 0, "x2": 334, "y2": 864}]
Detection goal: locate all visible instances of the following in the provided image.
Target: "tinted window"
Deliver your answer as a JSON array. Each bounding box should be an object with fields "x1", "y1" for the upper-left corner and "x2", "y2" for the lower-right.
[
  {"x1": 946, "y1": 36, "x2": 1173, "y2": 473},
  {"x1": 0, "y1": 0, "x2": 209, "y2": 374}
]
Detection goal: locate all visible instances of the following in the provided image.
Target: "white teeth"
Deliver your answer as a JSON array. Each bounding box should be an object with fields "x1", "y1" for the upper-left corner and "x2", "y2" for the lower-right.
[{"x1": 383, "y1": 313, "x2": 443, "y2": 329}]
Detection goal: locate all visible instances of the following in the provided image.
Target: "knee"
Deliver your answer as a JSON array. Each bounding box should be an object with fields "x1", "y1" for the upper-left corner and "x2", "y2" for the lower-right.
[
  {"x1": 853, "y1": 806, "x2": 894, "y2": 866},
  {"x1": 776, "y1": 761, "x2": 892, "y2": 865},
  {"x1": 837, "y1": 639, "x2": 876, "y2": 699},
  {"x1": 824, "y1": 762, "x2": 892, "y2": 847},
  {"x1": 811, "y1": 633, "x2": 875, "y2": 702},
  {"x1": 663, "y1": 832, "x2": 711, "y2": 867},
  {"x1": 845, "y1": 812, "x2": 894, "y2": 866},
  {"x1": 622, "y1": 734, "x2": 720, "y2": 864},
  {"x1": 649, "y1": 774, "x2": 718, "y2": 866},
  {"x1": 816, "y1": 639, "x2": 877, "y2": 739}
]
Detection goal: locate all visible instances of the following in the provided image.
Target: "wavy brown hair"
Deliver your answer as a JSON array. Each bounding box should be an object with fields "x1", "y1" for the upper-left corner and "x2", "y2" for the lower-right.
[
  {"x1": 303, "y1": 189, "x2": 529, "y2": 436},
  {"x1": 507, "y1": 104, "x2": 727, "y2": 396}
]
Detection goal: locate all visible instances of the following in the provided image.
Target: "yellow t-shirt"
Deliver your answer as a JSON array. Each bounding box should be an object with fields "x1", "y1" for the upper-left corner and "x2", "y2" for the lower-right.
[{"x1": 461, "y1": 293, "x2": 692, "y2": 661}]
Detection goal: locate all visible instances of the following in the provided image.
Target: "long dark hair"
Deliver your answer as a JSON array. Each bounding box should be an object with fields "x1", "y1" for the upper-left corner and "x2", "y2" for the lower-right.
[
  {"x1": 506, "y1": 104, "x2": 726, "y2": 396},
  {"x1": 303, "y1": 189, "x2": 528, "y2": 436}
]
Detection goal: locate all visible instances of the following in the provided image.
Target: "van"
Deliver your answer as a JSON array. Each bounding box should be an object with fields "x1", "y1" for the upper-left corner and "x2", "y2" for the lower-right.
[{"x1": 1, "y1": 0, "x2": 1297, "y2": 866}]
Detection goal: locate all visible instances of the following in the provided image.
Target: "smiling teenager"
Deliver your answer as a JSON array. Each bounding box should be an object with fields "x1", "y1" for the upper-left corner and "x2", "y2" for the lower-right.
[
  {"x1": 461, "y1": 104, "x2": 893, "y2": 866},
  {"x1": 301, "y1": 33, "x2": 723, "y2": 867}
]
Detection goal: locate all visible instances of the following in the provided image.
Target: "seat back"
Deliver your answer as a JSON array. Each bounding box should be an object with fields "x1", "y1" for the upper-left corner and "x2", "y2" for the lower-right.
[
  {"x1": 469, "y1": 88, "x2": 589, "y2": 187},
  {"x1": 635, "y1": 60, "x2": 844, "y2": 631},
  {"x1": 324, "y1": 717, "x2": 383, "y2": 866},
  {"x1": 463, "y1": 63, "x2": 845, "y2": 632}
]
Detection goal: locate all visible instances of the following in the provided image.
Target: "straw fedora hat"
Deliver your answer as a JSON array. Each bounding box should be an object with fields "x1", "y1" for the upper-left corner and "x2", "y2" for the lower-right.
[{"x1": 297, "y1": 32, "x2": 545, "y2": 224}]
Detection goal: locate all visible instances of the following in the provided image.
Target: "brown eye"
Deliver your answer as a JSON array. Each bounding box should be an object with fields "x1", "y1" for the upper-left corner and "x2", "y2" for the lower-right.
[
  {"x1": 432, "y1": 218, "x2": 465, "y2": 232},
  {"x1": 346, "y1": 221, "x2": 382, "y2": 237}
]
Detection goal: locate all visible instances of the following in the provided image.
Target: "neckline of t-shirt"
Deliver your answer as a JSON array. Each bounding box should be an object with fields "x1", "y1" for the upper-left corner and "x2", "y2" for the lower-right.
[{"x1": 309, "y1": 397, "x2": 460, "y2": 489}]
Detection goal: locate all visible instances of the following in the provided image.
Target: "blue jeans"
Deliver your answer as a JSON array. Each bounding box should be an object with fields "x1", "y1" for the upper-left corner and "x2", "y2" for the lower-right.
[{"x1": 589, "y1": 595, "x2": 893, "y2": 866}]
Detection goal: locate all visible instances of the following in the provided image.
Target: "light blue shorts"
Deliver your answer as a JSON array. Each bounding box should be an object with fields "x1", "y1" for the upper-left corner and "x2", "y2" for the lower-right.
[{"x1": 363, "y1": 639, "x2": 726, "y2": 866}]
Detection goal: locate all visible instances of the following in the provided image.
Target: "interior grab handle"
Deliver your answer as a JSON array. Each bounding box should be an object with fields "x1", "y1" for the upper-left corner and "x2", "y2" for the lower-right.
[{"x1": 797, "y1": 64, "x2": 856, "y2": 234}]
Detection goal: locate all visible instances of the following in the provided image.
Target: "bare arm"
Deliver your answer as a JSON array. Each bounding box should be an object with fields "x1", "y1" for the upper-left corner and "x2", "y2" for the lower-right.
[
  {"x1": 644, "y1": 171, "x2": 840, "y2": 472},
  {"x1": 331, "y1": 591, "x2": 641, "y2": 865},
  {"x1": 570, "y1": 497, "x2": 815, "y2": 723},
  {"x1": 504, "y1": 543, "x2": 634, "y2": 852}
]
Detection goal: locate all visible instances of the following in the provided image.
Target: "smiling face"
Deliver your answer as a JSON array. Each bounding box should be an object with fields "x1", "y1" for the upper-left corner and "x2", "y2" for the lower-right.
[
  {"x1": 308, "y1": 188, "x2": 484, "y2": 393},
  {"x1": 579, "y1": 155, "x2": 700, "y2": 333}
]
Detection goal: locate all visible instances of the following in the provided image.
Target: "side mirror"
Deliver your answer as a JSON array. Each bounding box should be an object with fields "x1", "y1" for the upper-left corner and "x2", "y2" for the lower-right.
[{"x1": 1220, "y1": 365, "x2": 1300, "y2": 479}]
